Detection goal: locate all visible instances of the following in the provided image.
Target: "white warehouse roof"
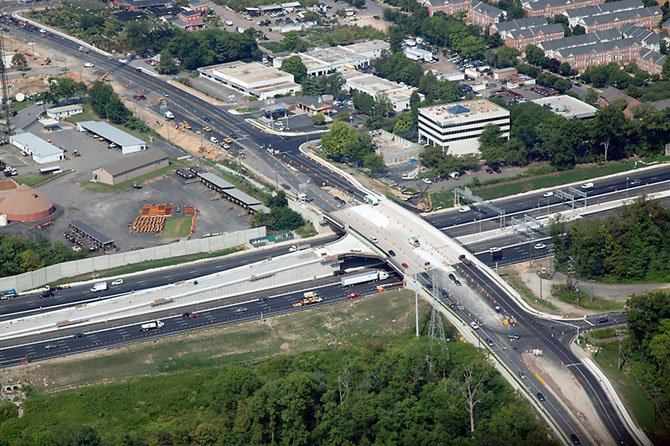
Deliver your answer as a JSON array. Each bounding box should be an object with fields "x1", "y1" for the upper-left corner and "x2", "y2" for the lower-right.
[
  {"x1": 9, "y1": 132, "x2": 63, "y2": 159},
  {"x1": 76, "y1": 121, "x2": 146, "y2": 148}
]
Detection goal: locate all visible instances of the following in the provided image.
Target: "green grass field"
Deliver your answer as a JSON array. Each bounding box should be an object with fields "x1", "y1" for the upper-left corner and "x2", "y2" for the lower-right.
[
  {"x1": 161, "y1": 216, "x2": 192, "y2": 238},
  {"x1": 22, "y1": 289, "x2": 425, "y2": 392},
  {"x1": 500, "y1": 270, "x2": 559, "y2": 313},
  {"x1": 16, "y1": 170, "x2": 72, "y2": 188},
  {"x1": 591, "y1": 341, "x2": 667, "y2": 443},
  {"x1": 551, "y1": 284, "x2": 625, "y2": 311}
]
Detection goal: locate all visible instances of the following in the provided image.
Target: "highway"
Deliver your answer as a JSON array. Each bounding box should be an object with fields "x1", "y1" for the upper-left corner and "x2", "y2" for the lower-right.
[
  {"x1": 0, "y1": 269, "x2": 403, "y2": 367},
  {"x1": 3, "y1": 17, "x2": 365, "y2": 212},
  {"x1": 2, "y1": 10, "x2": 650, "y2": 444},
  {"x1": 0, "y1": 234, "x2": 341, "y2": 319},
  {"x1": 427, "y1": 166, "x2": 670, "y2": 236},
  {"x1": 456, "y1": 263, "x2": 635, "y2": 444}
]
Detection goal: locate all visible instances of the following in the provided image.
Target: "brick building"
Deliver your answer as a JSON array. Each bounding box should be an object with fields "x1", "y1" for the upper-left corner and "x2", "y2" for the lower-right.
[
  {"x1": 562, "y1": 0, "x2": 644, "y2": 27},
  {"x1": 522, "y1": 0, "x2": 604, "y2": 18},
  {"x1": 421, "y1": 0, "x2": 470, "y2": 17},
  {"x1": 637, "y1": 49, "x2": 667, "y2": 76},
  {"x1": 172, "y1": 9, "x2": 206, "y2": 31},
  {"x1": 553, "y1": 38, "x2": 641, "y2": 71},
  {"x1": 503, "y1": 24, "x2": 565, "y2": 52},
  {"x1": 490, "y1": 16, "x2": 547, "y2": 35},
  {"x1": 539, "y1": 28, "x2": 626, "y2": 57},
  {"x1": 577, "y1": 7, "x2": 663, "y2": 33},
  {"x1": 467, "y1": 1, "x2": 506, "y2": 27}
]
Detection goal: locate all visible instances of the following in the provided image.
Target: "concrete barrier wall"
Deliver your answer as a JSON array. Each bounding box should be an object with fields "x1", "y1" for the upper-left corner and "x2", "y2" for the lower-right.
[{"x1": 0, "y1": 228, "x2": 266, "y2": 292}]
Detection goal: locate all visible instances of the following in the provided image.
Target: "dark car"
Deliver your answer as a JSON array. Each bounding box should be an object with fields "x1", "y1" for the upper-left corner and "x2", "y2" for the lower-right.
[
  {"x1": 448, "y1": 273, "x2": 456, "y2": 281},
  {"x1": 454, "y1": 279, "x2": 462, "y2": 286},
  {"x1": 182, "y1": 311, "x2": 198, "y2": 319},
  {"x1": 536, "y1": 392, "x2": 546, "y2": 402},
  {"x1": 596, "y1": 317, "x2": 609, "y2": 324},
  {"x1": 74, "y1": 332, "x2": 86, "y2": 338},
  {"x1": 507, "y1": 334, "x2": 521, "y2": 340},
  {"x1": 570, "y1": 434, "x2": 582, "y2": 445},
  {"x1": 485, "y1": 338, "x2": 495, "y2": 347},
  {"x1": 40, "y1": 290, "x2": 54, "y2": 298},
  {"x1": 259, "y1": 296, "x2": 270, "y2": 302},
  {"x1": 388, "y1": 249, "x2": 396, "y2": 257}
]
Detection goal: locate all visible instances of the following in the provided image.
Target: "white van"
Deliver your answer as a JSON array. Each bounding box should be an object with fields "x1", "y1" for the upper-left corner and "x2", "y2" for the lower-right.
[{"x1": 449, "y1": 171, "x2": 460, "y2": 180}]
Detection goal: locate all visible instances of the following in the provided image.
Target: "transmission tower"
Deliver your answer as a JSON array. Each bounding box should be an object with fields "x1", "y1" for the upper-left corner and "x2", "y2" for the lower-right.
[{"x1": 0, "y1": 30, "x2": 11, "y2": 137}]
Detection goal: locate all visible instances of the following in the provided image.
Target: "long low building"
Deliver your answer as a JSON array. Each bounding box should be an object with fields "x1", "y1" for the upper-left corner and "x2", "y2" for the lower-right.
[
  {"x1": 46, "y1": 104, "x2": 84, "y2": 119},
  {"x1": 553, "y1": 38, "x2": 642, "y2": 71},
  {"x1": 418, "y1": 99, "x2": 510, "y2": 156},
  {"x1": 197, "y1": 172, "x2": 270, "y2": 214},
  {"x1": 76, "y1": 121, "x2": 146, "y2": 154},
  {"x1": 9, "y1": 132, "x2": 64, "y2": 164},
  {"x1": 91, "y1": 149, "x2": 169, "y2": 185},
  {"x1": 577, "y1": 6, "x2": 662, "y2": 32},
  {"x1": 531, "y1": 95, "x2": 597, "y2": 119},
  {"x1": 198, "y1": 61, "x2": 299, "y2": 100},
  {"x1": 503, "y1": 24, "x2": 565, "y2": 52},
  {"x1": 342, "y1": 71, "x2": 424, "y2": 113},
  {"x1": 562, "y1": 0, "x2": 644, "y2": 27}
]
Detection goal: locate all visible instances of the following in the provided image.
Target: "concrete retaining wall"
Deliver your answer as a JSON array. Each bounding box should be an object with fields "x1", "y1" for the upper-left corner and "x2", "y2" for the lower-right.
[{"x1": 0, "y1": 228, "x2": 266, "y2": 293}]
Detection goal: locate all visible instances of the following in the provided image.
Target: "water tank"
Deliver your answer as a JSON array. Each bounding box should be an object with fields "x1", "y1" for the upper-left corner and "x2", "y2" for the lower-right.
[{"x1": 0, "y1": 214, "x2": 8, "y2": 226}]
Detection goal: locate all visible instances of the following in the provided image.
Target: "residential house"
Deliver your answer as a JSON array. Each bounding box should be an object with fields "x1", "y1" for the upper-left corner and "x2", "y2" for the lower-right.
[
  {"x1": 637, "y1": 48, "x2": 667, "y2": 76},
  {"x1": 467, "y1": 1, "x2": 506, "y2": 27},
  {"x1": 553, "y1": 38, "x2": 641, "y2": 71},
  {"x1": 576, "y1": 7, "x2": 662, "y2": 33},
  {"x1": 598, "y1": 86, "x2": 641, "y2": 118},
  {"x1": 562, "y1": 0, "x2": 644, "y2": 27},
  {"x1": 503, "y1": 24, "x2": 565, "y2": 52},
  {"x1": 421, "y1": 0, "x2": 470, "y2": 17},
  {"x1": 522, "y1": 0, "x2": 604, "y2": 18},
  {"x1": 490, "y1": 16, "x2": 547, "y2": 36}
]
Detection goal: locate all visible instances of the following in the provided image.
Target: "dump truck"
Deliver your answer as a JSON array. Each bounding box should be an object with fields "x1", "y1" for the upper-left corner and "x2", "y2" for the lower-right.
[
  {"x1": 293, "y1": 293, "x2": 322, "y2": 307},
  {"x1": 341, "y1": 270, "x2": 389, "y2": 287},
  {"x1": 140, "y1": 320, "x2": 165, "y2": 331},
  {"x1": 89, "y1": 282, "x2": 108, "y2": 293}
]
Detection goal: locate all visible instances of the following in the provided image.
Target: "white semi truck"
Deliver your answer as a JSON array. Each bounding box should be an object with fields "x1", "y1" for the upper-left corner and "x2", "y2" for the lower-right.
[
  {"x1": 140, "y1": 320, "x2": 165, "y2": 331},
  {"x1": 341, "y1": 270, "x2": 389, "y2": 287}
]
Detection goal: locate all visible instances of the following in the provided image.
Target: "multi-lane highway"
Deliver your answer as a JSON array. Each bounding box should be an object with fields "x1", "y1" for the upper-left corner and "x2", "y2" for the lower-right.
[
  {"x1": 0, "y1": 269, "x2": 403, "y2": 367},
  {"x1": 0, "y1": 234, "x2": 341, "y2": 319}
]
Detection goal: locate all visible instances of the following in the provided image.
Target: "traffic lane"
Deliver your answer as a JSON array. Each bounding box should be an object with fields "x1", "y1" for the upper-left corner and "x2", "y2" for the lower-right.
[
  {"x1": 0, "y1": 236, "x2": 341, "y2": 318},
  {"x1": 474, "y1": 241, "x2": 551, "y2": 267},
  {"x1": 426, "y1": 167, "x2": 670, "y2": 229},
  {"x1": 455, "y1": 262, "x2": 633, "y2": 445},
  {"x1": 429, "y1": 278, "x2": 587, "y2": 442},
  {"x1": 0, "y1": 274, "x2": 402, "y2": 367}
]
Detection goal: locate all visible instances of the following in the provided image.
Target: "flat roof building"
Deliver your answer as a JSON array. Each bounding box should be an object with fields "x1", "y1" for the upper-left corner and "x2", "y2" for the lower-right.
[
  {"x1": 418, "y1": 99, "x2": 510, "y2": 156},
  {"x1": 272, "y1": 40, "x2": 389, "y2": 77},
  {"x1": 9, "y1": 132, "x2": 64, "y2": 164},
  {"x1": 342, "y1": 71, "x2": 424, "y2": 113},
  {"x1": 92, "y1": 149, "x2": 169, "y2": 185},
  {"x1": 531, "y1": 95, "x2": 597, "y2": 119},
  {"x1": 76, "y1": 121, "x2": 147, "y2": 154},
  {"x1": 46, "y1": 104, "x2": 84, "y2": 120},
  {"x1": 198, "y1": 61, "x2": 299, "y2": 100}
]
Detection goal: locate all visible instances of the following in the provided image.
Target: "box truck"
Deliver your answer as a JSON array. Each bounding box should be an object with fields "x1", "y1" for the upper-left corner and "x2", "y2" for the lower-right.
[
  {"x1": 141, "y1": 320, "x2": 165, "y2": 331},
  {"x1": 90, "y1": 282, "x2": 108, "y2": 292}
]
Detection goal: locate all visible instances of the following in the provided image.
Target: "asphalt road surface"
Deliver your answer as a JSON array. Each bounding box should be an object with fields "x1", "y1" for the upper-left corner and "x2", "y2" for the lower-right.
[
  {"x1": 0, "y1": 234, "x2": 341, "y2": 319},
  {"x1": 0, "y1": 269, "x2": 403, "y2": 367}
]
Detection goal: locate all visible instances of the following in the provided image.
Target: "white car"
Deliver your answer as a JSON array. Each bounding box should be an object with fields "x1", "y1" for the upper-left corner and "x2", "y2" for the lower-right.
[
  {"x1": 222, "y1": 143, "x2": 230, "y2": 149},
  {"x1": 210, "y1": 136, "x2": 219, "y2": 144},
  {"x1": 534, "y1": 243, "x2": 547, "y2": 250},
  {"x1": 288, "y1": 245, "x2": 298, "y2": 253},
  {"x1": 489, "y1": 247, "x2": 501, "y2": 253},
  {"x1": 370, "y1": 236, "x2": 378, "y2": 243},
  {"x1": 422, "y1": 178, "x2": 432, "y2": 184},
  {"x1": 118, "y1": 58, "x2": 129, "y2": 63},
  {"x1": 470, "y1": 321, "x2": 480, "y2": 330},
  {"x1": 581, "y1": 182, "x2": 594, "y2": 190},
  {"x1": 542, "y1": 191, "x2": 554, "y2": 198},
  {"x1": 84, "y1": 63, "x2": 94, "y2": 68},
  {"x1": 458, "y1": 206, "x2": 471, "y2": 213},
  {"x1": 111, "y1": 279, "x2": 124, "y2": 286}
]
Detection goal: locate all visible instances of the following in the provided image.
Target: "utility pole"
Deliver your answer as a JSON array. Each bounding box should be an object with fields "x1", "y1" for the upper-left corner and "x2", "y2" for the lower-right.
[{"x1": 0, "y1": 30, "x2": 12, "y2": 137}]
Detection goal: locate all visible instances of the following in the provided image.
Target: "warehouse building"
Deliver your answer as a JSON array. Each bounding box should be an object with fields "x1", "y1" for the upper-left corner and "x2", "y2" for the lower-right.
[
  {"x1": 91, "y1": 149, "x2": 169, "y2": 185},
  {"x1": 418, "y1": 99, "x2": 510, "y2": 156},
  {"x1": 197, "y1": 172, "x2": 270, "y2": 214},
  {"x1": 76, "y1": 121, "x2": 147, "y2": 154},
  {"x1": 531, "y1": 95, "x2": 597, "y2": 119},
  {"x1": 272, "y1": 40, "x2": 389, "y2": 77},
  {"x1": 46, "y1": 104, "x2": 84, "y2": 119},
  {"x1": 198, "y1": 61, "x2": 299, "y2": 100},
  {"x1": 9, "y1": 132, "x2": 64, "y2": 164},
  {"x1": 342, "y1": 71, "x2": 424, "y2": 113}
]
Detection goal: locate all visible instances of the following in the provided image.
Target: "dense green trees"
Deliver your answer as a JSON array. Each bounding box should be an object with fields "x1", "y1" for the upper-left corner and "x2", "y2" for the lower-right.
[
  {"x1": 320, "y1": 122, "x2": 382, "y2": 170},
  {"x1": 164, "y1": 28, "x2": 260, "y2": 70},
  {"x1": 624, "y1": 292, "x2": 670, "y2": 432},
  {"x1": 251, "y1": 192, "x2": 304, "y2": 232},
  {"x1": 281, "y1": 56, "x2": 308, "y2": 83},
  {"x1": 88, "y1": 82, "x2": 150, "y2": 133},
  {"x1": 45, "y1": 77, "x2": 88, "y2": 102},
  {"x1": 301, "y1": 74, "x2": 345, "y2": 98},
  {"x1": 551, "y1": 198, "x2": 670, "y2": 282},
  {"x1": 0, "y1": 337, "x2": 553, "y2": 445},
  {"x1": 0, "y1": 234, "x2": 84, "y2": 277}
]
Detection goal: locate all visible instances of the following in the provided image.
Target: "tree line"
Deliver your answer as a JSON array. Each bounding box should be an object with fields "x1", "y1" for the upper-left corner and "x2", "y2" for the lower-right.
[
  {"x1": 550, "y1": 198, "x2": 670, "y2": 282},
  {"x1": 0, "y1": 234, "x2": 84, "y2": 278},
  {"x1": 0, "y1": 336, "x2": 554, "y2": 445}
]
